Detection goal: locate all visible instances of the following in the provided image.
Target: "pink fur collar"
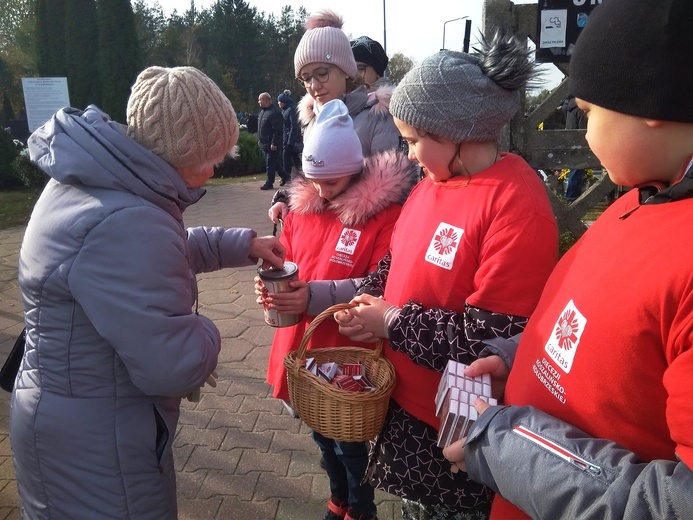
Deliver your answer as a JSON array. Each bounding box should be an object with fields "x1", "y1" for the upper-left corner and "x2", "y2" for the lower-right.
[{"x1": 287, "y1": 149, "x2": 417, "y2": 227}]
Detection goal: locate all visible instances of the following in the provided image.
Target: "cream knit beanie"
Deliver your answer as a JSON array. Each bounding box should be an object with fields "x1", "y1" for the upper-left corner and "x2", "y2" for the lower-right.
[
  {"x1": 294, "y1": 10, "x2": 358, "y2": 79},
  {"x1": 126, "y1": 66, "x2": 238, "y2": 170},
  {"x1": 302, "y1": 99, "x2": 363, "y2": 179}
]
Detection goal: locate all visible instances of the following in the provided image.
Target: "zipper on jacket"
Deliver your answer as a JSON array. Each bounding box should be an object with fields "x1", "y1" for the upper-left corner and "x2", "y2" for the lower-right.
[{"x1": 512, "y1": 425, "x2": 602, "y2": 477}]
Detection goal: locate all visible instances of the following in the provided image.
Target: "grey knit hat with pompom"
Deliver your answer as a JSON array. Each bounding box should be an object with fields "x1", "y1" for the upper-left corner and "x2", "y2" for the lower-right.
[{"x1": 390, "y1": 32, "x2": 536, "y2": 143}]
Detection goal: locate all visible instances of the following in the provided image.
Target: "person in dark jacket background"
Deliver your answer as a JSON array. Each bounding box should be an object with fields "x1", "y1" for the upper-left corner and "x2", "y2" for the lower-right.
[
  {"x1": 258, "y1": 92, "x2": 290, "y2": 190},
  {"x1": 277, "y1": 90, "x2": 303, "y2": 179},
  {"x1": 564, "y1": 95, "x2": 588, "y2": 202}
]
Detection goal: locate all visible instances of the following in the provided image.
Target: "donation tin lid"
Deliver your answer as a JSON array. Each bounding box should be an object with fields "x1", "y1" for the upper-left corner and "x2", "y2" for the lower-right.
[{"x1": 257, "y1": 261, "x2": 298, "y2": 280}]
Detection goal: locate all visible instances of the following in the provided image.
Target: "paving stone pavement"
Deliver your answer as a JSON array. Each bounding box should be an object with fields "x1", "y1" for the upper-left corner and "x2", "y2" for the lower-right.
[{"x1": 0, "y1": 181, "x2": 403, "y2": 520}]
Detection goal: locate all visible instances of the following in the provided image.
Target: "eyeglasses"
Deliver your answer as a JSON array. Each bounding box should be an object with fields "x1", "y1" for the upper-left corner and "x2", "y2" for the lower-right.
[{"x1": 297, "y1": 67, "x2": 331, "y2": 86}]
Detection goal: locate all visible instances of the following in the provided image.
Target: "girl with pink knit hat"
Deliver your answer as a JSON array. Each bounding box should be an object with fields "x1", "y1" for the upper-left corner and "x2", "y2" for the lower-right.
[
  {"x1": 268, "y1": 9, "x2": 404, "y2": 225},
  {"x1": 292, "y1": 9, "x2": 400, "y2": 155}
]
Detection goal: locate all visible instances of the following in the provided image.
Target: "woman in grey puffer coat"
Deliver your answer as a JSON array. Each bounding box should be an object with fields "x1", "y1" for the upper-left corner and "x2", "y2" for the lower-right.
[{"x1": 11, "y1": 67, "x2": 284, "y2": 520}]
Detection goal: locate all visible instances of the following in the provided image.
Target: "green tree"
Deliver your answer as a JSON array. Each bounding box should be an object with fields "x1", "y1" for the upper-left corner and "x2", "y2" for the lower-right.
[
  {"x1": 0, "y1": 59, "x2": 13, "y2": 123},
  {"x1": 97, "y1": 0, "x2": 142, "y2": 122},
  {"x1": 0, "y1": 0, "x2": 35, "y2": 48},
  {"x1": 200, "y1": 0, "x2": 263, "y2": 111},
  {"x1": 133, "y1": 0, "x2": 168, "y2": 65},
  {"x1": 35, "y1": 0, "x2": 66, "y2": 76},
  {"x1": 65, "y1": 0, "x2": 101, "y2": 109},
  {"x1": 134, "y1": 0, "x2": 201, "y2": 68},
  {"x1": 386, "y1": 53, "x2": 414, "y2": 85},
  {"x1": 2, "y1": 91, "x2": 15, "y2": 124},
  {"x1": 0, "y1": 0, "x2": 37, "y2": 107},
  {"x1": 259, "y1": 7, "x2": 305, "y2": 97}
]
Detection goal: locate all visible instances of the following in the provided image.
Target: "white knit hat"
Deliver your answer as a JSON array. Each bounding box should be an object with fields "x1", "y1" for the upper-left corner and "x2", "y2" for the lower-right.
[
  {"x1": 294, "y1": 10, "x2": 358, "y2": 79},
  {"x1": 302, "y1": 99, "x2": 363, "y2": 179},
  {"x1": 126, "y1": 66, "x2": 238, "y2": 170}
]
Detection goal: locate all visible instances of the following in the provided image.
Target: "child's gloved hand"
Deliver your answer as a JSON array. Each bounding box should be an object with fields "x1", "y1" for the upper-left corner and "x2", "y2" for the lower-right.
[{"x1": 186, "y1": 370, "x2": 218, "y2": 402}]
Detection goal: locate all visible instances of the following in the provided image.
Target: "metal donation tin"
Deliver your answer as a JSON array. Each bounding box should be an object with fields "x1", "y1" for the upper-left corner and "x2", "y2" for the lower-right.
[{"x1": 257, "y1": 261, "x2": 301, "y2": 327}]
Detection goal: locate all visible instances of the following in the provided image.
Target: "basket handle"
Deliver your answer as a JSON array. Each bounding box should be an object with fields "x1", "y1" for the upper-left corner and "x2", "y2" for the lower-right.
[{"x1": 296, "y1": 302, "x2": 385, "y2": 362}]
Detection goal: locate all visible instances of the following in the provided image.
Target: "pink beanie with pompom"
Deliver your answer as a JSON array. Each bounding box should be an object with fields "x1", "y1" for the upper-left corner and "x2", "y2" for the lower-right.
[{"x1": 294, "y1": 10, "x2": 358, "y2": 79}]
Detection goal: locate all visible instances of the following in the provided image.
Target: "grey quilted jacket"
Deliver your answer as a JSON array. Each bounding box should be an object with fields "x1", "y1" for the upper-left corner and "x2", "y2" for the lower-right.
[{"x1": 11, "y1": 106, "x2": 257, "y2": 519}]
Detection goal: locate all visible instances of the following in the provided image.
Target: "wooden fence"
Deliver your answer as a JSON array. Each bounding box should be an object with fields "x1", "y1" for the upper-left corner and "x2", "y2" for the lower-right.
[{"x1": 484, "y1": 0, "x2": 614, "y2": 239}]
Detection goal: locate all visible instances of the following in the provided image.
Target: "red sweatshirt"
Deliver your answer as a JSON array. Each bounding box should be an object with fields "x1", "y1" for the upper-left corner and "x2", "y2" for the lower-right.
[{"x1": 493, "y1": 190, "x2": 693, "y2": 518}]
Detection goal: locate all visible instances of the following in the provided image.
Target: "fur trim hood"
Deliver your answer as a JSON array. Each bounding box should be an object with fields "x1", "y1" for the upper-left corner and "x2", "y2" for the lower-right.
[
  {"x1": 287, "y1": 149, "x2": 418, "y2": 227},
  {"x1": 298, "y1": 83, "x2": 394, "y2": 128}
]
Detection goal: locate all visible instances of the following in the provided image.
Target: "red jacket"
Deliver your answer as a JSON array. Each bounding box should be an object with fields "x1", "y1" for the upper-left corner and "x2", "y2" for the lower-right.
[{"x1": 266, "y1": 151, "x2": 417, "y2": 400}]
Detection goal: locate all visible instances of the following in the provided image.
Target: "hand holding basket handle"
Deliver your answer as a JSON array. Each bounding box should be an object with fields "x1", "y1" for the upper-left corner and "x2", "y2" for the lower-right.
[
  {"x1": 284, "y1": 303, "x2": 396, "y2": 442},
  {"x1": 295, "y1": 302, "x2": 385, "y2": 365}
]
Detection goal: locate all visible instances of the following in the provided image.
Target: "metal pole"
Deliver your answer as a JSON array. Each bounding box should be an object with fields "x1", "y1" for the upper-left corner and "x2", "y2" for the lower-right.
[
  {"x1": 441, "y1": 16, "x2": 469, "y2": 51},
  {"x1": 383, "y1": 0, "x2": 387, "y2": 54},
  {"x1": 463, "y1": 19, "x2": 472, "y2": 53}
]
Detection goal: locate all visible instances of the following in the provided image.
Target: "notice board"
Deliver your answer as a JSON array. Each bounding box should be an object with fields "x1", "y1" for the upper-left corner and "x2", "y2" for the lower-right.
[{"x1": 22, "y1": 77, "x2": 71, "y2": 132}]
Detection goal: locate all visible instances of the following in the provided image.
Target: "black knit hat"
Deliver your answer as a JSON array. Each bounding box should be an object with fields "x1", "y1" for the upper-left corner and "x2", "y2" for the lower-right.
[
  {"x1": 277, "y1": 92, "x2": 293, "y2": 105},
  {"x1": 570, "y1": 0, "x2": 693, "y2": 123},
  {"x1": 350, "y1": 36, "x2": 388, "y2": 77}
]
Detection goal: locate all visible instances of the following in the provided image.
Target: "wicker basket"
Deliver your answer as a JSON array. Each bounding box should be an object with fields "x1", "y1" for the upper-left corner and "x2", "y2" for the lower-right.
[{"x1": 284, "y1": 303, "x2": 396, "y2": 442}]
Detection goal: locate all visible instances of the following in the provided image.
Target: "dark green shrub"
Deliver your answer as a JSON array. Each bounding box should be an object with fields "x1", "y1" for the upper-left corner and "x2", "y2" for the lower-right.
[
  {"x1": 12, "y1": 152, "x2": 48, "y2": 190},
  {"x1": 214, "y1": 130, "x2": 264, "y2": 178},
  {"x1": 559, "y1": 230, "x2": 577, "y2": 257},
  {"x1": 0, "y1": 130, "x2": 21, "y2": 190}
]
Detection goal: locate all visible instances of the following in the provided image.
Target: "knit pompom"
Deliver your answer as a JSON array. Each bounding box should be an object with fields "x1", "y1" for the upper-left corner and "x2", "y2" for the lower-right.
[
  {"x1": 476, "y1": 31, "x2": 539, "y2": 92},
  {"x1": 305, "y1": 9, "x2": 343, "y2": 30},
  {"x1": 294, "y1": 10, "x2": 357, "y2": 78}
]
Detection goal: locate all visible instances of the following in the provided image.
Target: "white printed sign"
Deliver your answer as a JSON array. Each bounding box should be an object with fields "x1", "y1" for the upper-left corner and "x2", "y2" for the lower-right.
[
  {"x1": 540, "y1": 9, "x2": 568, "y2": 48},
  {"x1": 22, "y1": 77, "x2": 71, "y2": 132}
]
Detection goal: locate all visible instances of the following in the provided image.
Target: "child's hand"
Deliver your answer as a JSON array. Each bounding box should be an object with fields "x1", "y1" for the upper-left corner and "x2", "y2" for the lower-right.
[
  {"x1": 334, "y1": 294, "x2": 393, "y2": 342},
  {"x1": 263, "y1": 280, "x2": 309, "y2": 314},
  {"x1": 464, "y1": 355, "x2": 509, "y2": 400},
  {"x1": 441, "y1": 397, "x2": 492, "y2": 473},
  {"x1": 254, "y1": 276, "x2": 269, "y2": 306},
  {"x1": 268, "y1": 202, "x2": 289, "y2": 224}
]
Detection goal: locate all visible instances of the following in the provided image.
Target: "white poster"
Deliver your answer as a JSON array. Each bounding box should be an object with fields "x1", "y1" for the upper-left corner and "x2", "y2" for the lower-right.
[
  {"x1": 21, "y1": 77, "x2": 71, "y2": 132},
  {"x1": 539, "y1": 9, "x2": 568, "y2": 48}
]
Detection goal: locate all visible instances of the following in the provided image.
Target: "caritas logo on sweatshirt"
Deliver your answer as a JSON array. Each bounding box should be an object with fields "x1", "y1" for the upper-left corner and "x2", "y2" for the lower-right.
[
  {"x1": 425, "y1": 222, "x2": 464, "y2": 270},
  {"x1": 335, "y1": 228, "x2": 361, "y2": 255},
  {"x1": 544, "y1": 299, "x2": 586, "y2": 373}
]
